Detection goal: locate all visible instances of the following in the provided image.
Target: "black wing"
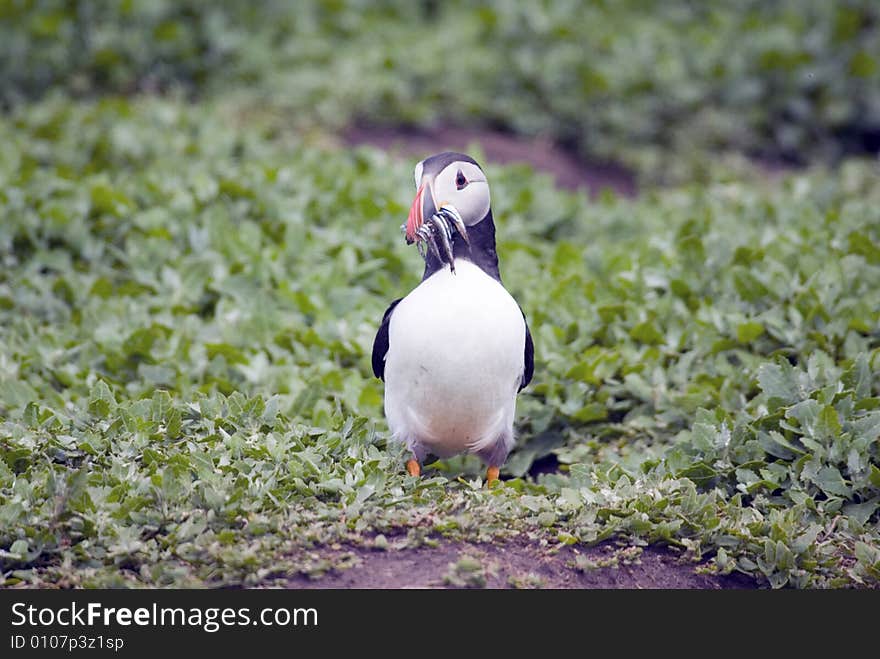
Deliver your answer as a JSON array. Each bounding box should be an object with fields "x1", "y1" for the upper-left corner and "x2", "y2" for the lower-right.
[
  {"x1": 520, "y1": 310, "x2": 534, "y2": 391},
  {"x1": 371, "y1": 298, "x2": 402, "y2": 380}
]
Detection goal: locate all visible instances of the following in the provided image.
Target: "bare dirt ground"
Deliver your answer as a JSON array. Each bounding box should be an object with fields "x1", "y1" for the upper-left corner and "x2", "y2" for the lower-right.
[
  {"x1": 288, "y1": 538, "x2": 756, "y2": 589},
  {"x1": 344, "y1": 125, "x2": 637, "y2": 198}
]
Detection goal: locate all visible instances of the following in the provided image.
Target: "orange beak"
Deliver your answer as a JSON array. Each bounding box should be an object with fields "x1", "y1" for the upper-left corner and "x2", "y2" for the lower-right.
[{"x1": 405, "y1": 183, "x2": 425, "y2": 244}]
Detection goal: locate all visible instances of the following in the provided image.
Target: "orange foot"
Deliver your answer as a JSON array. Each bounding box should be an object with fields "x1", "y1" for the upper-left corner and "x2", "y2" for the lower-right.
[
  {"x1": 406, "y1": 459, "x2": 421, "y2": 477},
  {"x1": 486, "y1": 466, "x2": 500, "y2": 486}
]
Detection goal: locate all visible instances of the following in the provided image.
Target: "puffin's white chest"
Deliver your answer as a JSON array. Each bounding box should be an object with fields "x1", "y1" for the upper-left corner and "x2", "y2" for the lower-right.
[{"x1": 383, "y1": 259, "x2": 525, "y2": 455}]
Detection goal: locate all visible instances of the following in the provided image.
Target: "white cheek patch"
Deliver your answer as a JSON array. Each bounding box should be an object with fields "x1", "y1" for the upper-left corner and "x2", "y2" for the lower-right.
[
  {"x1": 433, "y1": 162, "x2": 491, "y2": 226},
  {"x1": 414, "y1": 161, "x2": 424, "y2": 188},
  {"x1": 458, "y1": 183, "x2": 491, "y2": 226}
]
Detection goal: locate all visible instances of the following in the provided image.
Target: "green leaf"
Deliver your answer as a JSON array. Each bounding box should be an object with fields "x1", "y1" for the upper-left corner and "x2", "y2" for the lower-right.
[
  {"x1": 869, "y1": 465, "x2": 880, "y2": 489},
  {"x1": 842, "y1": 354, "x2": 872, "y2": 399},
  {"x1": 758, "y1": 361, "x2": 800, "y2": 405},
  {"x1": 23, "y1": 402, "x2": 40, "y2": 426},
  {"x1": 736, "y1": 321, "x2": 765, "y2": 343},
  {"x1": 758, "y1": 430, "x2": 804, "y2": 460},
  {"x1": 850, "y1": 51, "x2": 878, "y2": 78},
  {"x1": 843, "y1": 500, "x2": 879, "y2": 524},
  {"x1": 855, "y1": 542, "x2": 880, "y2": 566},
  {"x1": 816, "y1": 405, "x2": 842, "y2": 440},
  {"x1": 572, "y1": 402, "x2": 607, "y2": 422},
  {"x1": 205, "y1": 343, "x2": 247, "y2": 364},
  {"x1": 629, "y1": 320, "x2": 664, "y2": 345},
  {"x1": 90, "y1": 181, "x2": 133, "y2": 216},
  {"x1": 732, "y1": 267, "x2": 770, "y2": 302},
  {"x1": 9, "y1": 539, "x2": 28, "y2": 557},
  {"x1": 88, "y1": 381, "x2": 116, "y2": 417},
  {"x1": 787, "y1": 399, "x2": 820, "y2": 435},
  {"x1": 813, "y1": 466, "x2": 851, "y2": 497},
  {"x1": 677, "y1": 462, "x2": 717, "y2": 488}
]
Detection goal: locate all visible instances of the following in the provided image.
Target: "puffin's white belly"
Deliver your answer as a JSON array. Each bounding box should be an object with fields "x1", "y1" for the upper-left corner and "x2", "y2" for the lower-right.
[{"x1": 383, "y1": 259, "x2": 525, "y2": 457}]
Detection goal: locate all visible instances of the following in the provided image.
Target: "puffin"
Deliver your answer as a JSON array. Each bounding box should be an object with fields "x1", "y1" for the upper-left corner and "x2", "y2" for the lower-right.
[{"x1": 371, "y1": 152, "x2": 534, "y2": 485}]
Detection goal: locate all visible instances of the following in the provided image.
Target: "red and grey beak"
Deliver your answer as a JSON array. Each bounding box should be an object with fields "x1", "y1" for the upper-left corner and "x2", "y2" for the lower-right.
[
  {"x1": 405, "y1": 179, "x2": 469, "y2": 245},
  {"x1": 405, "y1": 181, "x2": 437, "y2": 244}
]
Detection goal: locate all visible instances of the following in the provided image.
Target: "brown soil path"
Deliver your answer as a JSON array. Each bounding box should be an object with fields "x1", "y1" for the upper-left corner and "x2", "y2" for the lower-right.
[
  {"x1": 345, "y1": 125, "x2": 637, "y2": 197},
  {"x1": 288, "y1": 538, "x2": 756, "y2": 589}
]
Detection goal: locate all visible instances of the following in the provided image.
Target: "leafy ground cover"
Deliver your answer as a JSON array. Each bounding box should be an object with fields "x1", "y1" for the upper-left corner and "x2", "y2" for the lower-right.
[
  {"x1": 1, "y1": 97, "x2": 878, "y2": 588},
  {"x1": 3, "y1": 1, "x2": 879, "y2": 181}
]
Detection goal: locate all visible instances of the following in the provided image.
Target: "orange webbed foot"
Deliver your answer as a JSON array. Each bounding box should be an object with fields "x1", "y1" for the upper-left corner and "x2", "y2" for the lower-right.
[{"x1": 486, "y1": 466, "x2": 500, "y2": 486}]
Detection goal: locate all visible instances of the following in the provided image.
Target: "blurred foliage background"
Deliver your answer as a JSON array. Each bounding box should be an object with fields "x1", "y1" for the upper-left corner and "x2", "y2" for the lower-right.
[{"x1": 3, "y1": 0, "x2": 879, "y2": 180}]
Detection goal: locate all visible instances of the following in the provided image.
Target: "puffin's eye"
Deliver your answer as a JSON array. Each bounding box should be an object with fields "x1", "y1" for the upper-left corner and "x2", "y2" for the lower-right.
[{"x1": 455, "y1": 170, "x2": 468, "y2": 190}]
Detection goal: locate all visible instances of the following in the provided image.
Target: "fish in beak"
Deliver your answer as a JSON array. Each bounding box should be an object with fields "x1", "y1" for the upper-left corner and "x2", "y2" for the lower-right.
[{"x1": 404, "y1": 178, "x2": 469, "y2": 271}]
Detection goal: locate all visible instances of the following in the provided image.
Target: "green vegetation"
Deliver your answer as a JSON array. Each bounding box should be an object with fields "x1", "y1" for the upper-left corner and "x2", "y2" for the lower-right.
[
  {"x1": 1, "y1": 97, "x2": 878, "y2": 588},
  {"x1": 3, "y1": 1, "x2": 879, "y2": 179}
]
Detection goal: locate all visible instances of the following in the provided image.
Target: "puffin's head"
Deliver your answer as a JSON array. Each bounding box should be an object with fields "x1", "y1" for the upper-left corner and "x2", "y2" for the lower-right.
[{"x1": 405, "y1": 152, "x2": 491, "y2": 245}]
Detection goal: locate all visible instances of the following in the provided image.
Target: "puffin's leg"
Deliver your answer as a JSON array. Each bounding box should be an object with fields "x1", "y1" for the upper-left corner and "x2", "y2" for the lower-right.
[
  {"x1": 404, "y1": 442, "x2": 427, "y2": 478},
  {"x1": 485, "y1": 466, "x2": 500, "y2": 486},
  {"x1": 477, "y1": 435, "x2": 512, "y2": 488}
]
